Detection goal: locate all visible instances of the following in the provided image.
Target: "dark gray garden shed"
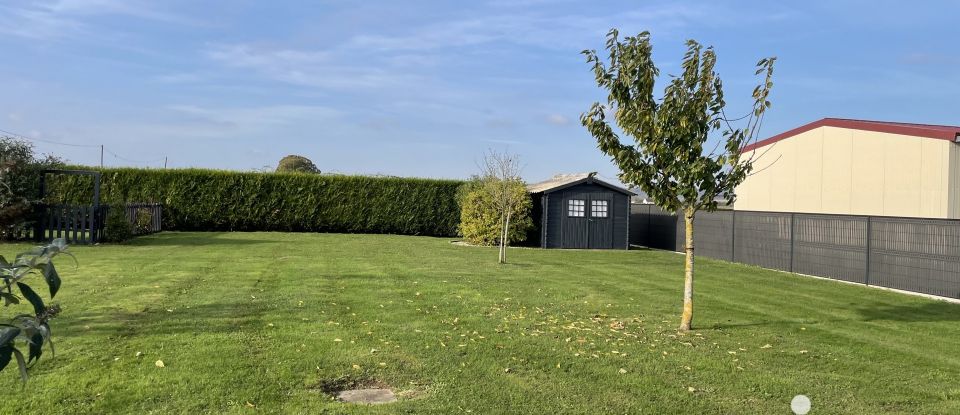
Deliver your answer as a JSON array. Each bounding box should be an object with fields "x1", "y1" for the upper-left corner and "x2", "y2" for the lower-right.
[{"x1": 527, "y1": 173, "x2": 634, "y2": 249}]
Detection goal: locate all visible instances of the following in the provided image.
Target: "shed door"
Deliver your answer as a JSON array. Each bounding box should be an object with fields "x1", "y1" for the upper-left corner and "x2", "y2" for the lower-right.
[
  {"x1": 562, "y1": 195, "x2": 590, "y2": 248},
  {"x1": 587, "y1": 197, "x2": 613, "y2": 249}
]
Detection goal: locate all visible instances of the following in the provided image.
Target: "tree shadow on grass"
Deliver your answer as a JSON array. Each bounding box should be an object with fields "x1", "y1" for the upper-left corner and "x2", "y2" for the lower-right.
[
  {"x1": 706, "y1": 319, "x2": 845, "y2": 330},
  {"x1": 856, "y1": 300, "x2": 960, "y2": 322},
  {"x1": 127, "y1": 232, "x2": 279, "y2": 247}
]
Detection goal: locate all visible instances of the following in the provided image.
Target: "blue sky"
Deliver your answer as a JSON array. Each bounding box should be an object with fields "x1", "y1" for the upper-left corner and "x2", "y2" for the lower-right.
[{"x1": 1, "y1": 1, "x2": 958, "y2": 181}]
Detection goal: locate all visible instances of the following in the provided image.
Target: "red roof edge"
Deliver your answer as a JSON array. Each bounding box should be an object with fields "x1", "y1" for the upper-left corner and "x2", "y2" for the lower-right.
[{"x1": 741, "y1": 118, "x2": 960, "y2": 153}]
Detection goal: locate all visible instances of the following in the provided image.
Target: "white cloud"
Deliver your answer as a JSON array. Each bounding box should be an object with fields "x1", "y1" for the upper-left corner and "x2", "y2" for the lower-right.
[
  {"x1": 166, "y1": 104, "x2": 343, "y2": 130},
  {"x1": 0, "y1": 1, "x2": 199, "y2": 40},
  {"x1": 153, "y1": 73, "x2": 204, "y2": 84},
  {"x1": 346, "y1": 5, "x2": 714, "y2": 53},
  {"x1": 546, "y1": 114, "x2": 570, "y2": 125},
  {"x1": 206, "y1": 43, "x2": 422, "y2": 89}
]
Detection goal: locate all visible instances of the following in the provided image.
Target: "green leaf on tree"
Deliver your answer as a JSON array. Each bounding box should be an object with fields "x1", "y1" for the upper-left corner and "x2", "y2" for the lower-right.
[
  {"x1": 16, "y1": 282, "x2": 45, "y2": 316},
  {"x1": 44, "y1": 262, "x2": 61, "y2": 298}
]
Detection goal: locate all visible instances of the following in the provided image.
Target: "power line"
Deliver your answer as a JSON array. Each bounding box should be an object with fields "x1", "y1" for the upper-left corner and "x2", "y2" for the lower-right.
[
  {"x1": 0, "y1": 128, "x2": 101, "y2": 148},
  {"x1": 1, "y1": 126, "x2": 168, "y2": 167},
  {"x1": 103, "y1": 148, "x2": 166, "y2": 164}
]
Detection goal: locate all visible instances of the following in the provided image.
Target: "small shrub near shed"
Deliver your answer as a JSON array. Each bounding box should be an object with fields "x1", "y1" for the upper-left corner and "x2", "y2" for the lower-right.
[
  {"x1": 457, "y1": 178, "x2": 532, "y2": 246},
  {"x1": 101, "y1": 208, "x2": 133, "y2": 243}
]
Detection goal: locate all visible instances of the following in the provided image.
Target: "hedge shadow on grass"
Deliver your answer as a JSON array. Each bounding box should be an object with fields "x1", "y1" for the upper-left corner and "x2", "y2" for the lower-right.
[
  {"x1": 855, "y1": 300, "x2": 960, "y2": 322},
  {"x1": 126, "y1": 232, "x2": 280, "y2": 247}
]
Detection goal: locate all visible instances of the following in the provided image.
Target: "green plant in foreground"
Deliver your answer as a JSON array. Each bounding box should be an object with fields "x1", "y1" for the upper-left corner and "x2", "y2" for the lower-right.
[{"x1": 0, "y1": 238, "x2": 71, "y2": 382}]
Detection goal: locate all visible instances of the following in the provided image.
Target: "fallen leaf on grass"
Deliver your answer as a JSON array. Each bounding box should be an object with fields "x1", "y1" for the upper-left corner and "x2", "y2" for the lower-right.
[
  {"x1": 761, "y1": 344, "x2": 772, "y2": 349},
  {"x1": 618, "y1": 368, "x2": 627, "y2": 374}
]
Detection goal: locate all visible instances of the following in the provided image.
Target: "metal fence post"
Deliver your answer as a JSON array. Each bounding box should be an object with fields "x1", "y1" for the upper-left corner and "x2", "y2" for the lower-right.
[
  {"x1": 789, "y1": 212, "x2": 796, "y2": 272},
  {"x1": 865, "y1": 216, "x2": 872, "y2": 286}
]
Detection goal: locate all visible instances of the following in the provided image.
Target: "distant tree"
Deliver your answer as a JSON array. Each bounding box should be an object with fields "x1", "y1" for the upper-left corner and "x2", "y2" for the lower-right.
[
  {"x1": 0, "y1": 137, "x2": 63, "y2": 239},
  {"x1": 276, "y1": 155, "x2": 320, "y2": 173},
  {"x1": 581, "y1": 29, "x2": 775, "y2": 331}
]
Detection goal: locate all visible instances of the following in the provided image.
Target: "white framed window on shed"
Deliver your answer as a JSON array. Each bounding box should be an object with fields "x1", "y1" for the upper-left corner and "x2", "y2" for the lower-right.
[
  {"x1": 567, "y1": 199, "x2": 585, "y2": 217},
  {"x1": 591, "y1": 200, "x2": 608, "y2": 217}
]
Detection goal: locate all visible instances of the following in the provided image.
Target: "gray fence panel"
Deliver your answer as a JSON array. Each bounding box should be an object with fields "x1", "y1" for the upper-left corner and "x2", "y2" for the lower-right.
[
  {"x1": 733, "y1": 211, "x2": 793, "y2": 272},
  {"x1": 793, "y1": 214, "x2": 868, "y2": 284},
  {"x1": 869, "y1": 217, "x2": 960, "y2": 299},
  {"x1": 629, "y1": 204, "x2": 651, "y2": 247},
  {"x1": 629, "y1": 204, "x2": 679, "y2": 251},
  {"x1": 628, "y1": 207, "x2": 960, "y2": 299},
  {"x1": 691, "y1": 211, "x2": 734, "y2": 261}
]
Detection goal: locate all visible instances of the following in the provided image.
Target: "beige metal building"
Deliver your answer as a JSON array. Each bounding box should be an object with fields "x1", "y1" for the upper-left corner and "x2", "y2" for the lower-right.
[{"x1": 735, "y1": 118, "x2": 960, "y2": 218}]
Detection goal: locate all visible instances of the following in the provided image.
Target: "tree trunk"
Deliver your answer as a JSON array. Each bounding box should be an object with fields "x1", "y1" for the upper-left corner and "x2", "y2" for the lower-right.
[
  {"x1": 679, "y1": 208, "x2": 695, "y2": 332},
  {"x1": 498, "y1": 210, "x2": 506, "y2": 264},
  {"x1": 499, "y1": 209, "x2": 511, "y2": 264}
]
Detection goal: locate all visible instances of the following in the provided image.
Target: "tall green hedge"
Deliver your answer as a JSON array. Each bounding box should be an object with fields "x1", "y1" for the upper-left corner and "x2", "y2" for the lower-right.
[{"x1": 46, "y1": 168, "x2": 464, "y2": 236}]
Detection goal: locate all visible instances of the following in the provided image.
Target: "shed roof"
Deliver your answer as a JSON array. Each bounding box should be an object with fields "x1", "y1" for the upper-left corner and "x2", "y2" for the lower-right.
[
  {"x1": 742, "y1": 118, "x2": 960, "y2": 153},
  {"x1": 527, "y1": 172, "x2": 635, "y2": 195}
]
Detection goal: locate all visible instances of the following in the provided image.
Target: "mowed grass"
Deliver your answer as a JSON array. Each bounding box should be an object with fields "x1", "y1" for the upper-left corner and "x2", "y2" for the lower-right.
[{"x1": 1, "y1": 232, "x2": 958, "y2": 414}]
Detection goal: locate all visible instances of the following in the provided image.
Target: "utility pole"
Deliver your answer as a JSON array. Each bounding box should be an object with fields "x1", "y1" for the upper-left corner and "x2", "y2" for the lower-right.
[
  {"x1": 100, "y1": 145, "x2": 104, "y2": 168},
  {"x1": 164, "y1": 157, "x2": 168, "y2": 169}
]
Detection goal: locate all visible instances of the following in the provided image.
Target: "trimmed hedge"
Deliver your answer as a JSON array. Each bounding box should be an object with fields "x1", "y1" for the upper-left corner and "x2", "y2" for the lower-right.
[{"x1": 47, "y1": 168, "x2": 464, "y2": 236}]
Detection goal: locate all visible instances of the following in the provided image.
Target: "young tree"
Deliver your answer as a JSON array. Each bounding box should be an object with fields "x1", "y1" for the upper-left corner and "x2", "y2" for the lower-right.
[
  {"x1": 458, "y1": 176, "x2": 532, "y2": 249},
  {"x1": 479, "y1": 150, "x2": 527, "y2": 264},
  {"x1": 581, "y1": 29, "x2": 775, "y2": 331}
]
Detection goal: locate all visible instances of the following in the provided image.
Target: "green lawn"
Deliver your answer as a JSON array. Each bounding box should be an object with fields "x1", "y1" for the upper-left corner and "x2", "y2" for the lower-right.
[{"x1": 1, "y1": 232, "x2": 958, "y2": 414}]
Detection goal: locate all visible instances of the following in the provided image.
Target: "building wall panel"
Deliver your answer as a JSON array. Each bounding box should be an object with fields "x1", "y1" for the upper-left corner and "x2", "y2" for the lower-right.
[{"x1": 735, "y1": 125, "x2": 957, "y2": 219}]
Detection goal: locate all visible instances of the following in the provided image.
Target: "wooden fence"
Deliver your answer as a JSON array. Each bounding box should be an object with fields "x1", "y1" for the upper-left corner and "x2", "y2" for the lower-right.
[
  {"x1": 121, "y1": 203, "x2": 163, "y2": 236},
  {"x1": 4, "y1": 203, "x2": 163, "y2": 244}
]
